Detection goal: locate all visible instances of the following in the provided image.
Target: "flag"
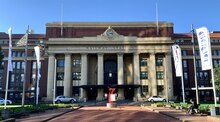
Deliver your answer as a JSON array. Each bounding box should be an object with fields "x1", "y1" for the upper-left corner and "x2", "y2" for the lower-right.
[
  {"x1": 8, "y1": 27, "x2": 13, "y2": 71},
  {"x1": 17, "y1": 34, "x2": 27, "y2": 46},
  {"x1": 34, "y1": 46, "x2": 41, "y2": 78},
  {"x1": 196, "y1": 27, "x2": 212, "y2": 70},
  {"x1": 34, "y1": 46, "x2": 41, "y2": 68},
  {"x1": 172, "y1": 44, "x2": 182, "y2": 77}
]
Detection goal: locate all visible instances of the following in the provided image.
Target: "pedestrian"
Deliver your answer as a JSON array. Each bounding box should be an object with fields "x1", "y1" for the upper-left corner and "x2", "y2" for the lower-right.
[{"x1": 186, "y1": 99, "x2": 198, "y2": 114}]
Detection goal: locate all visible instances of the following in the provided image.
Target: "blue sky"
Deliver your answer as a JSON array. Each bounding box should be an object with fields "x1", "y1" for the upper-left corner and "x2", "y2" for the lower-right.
[{"x1": 0, "y1": 0, "x2": 220, "y2": 34}]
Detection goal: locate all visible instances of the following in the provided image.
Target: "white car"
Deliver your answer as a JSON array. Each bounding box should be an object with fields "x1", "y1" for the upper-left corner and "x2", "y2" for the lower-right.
[
  {"x1": 0, "y1": 97, "x2": 12, "y2": 104},
  {"x1": 54, "y1": 95, "x2": 76, "y2": 103},
  {"x1": 148, "y1": 96, "x2": 166, "y2": 102}
]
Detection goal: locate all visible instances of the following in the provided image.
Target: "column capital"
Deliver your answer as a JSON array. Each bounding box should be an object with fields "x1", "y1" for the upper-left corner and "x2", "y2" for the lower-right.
[
  {"x1": 48, "y1": 53, "x2": 55, "y2": 56},
  {"x1": 149, "y1": 52, "x2": 155, "y2": 55},
  {"x1": 117, "y1": 53, "x2": 124, "y2": 56},
  {"x1": 165, "y1": 52, "x2": 172, "y2": 55},
  {"x1": 133, "y1": 52, "x2": 140, "y2": 55},
  {"x1": 81, "y1": 53, "x2": 88, "y2": 56},
  {"x1": 98, "y1": 53, "x2": 104, "y2": 56},
  {"x1": 64, "y1": 53, "x2": 71, "y2": 55}
]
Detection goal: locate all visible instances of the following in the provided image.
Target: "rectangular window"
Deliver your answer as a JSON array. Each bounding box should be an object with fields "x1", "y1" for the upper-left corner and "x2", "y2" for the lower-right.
[
  {"x1": 140, "y1": 58, "x2": 148, "y2": 67},
  {"x1": 156, "y1": 71, "x2": 164, "y2": 79},
  {"x1": 21, "y1": 62, "x2": 25, "y2": 69},
  {"x1": 11, "y1": 74, "x2": 15, "y2": 82},
  {"x1": 213, "y1": 60, "x2": 218, "y2": 67},
  {"x1": 21, "y1": 74, "x2": 24, "y2": 82},
  {"x1": 182, "y1": 50, "x2": 187, "y2": 56},
  {"x1": 57, "y1": 72, "x2": 64, "y2": 80},
  {"x1": 17, "y1": 51, "x2": 21, "y2": 57},
  {"x1": 140, "y1": 72, "x2": 148, "y2": 79},
  {"x1": 204, "y1": 72, "x2": 208, "y2": 80},
  {"x1": 12, "y1": 62, "x2": 16, "y2": 69},
  {"x1": 32, "y1": 51, "x2": 36, "y2": 57},
  {"x1": 57, "y1": 59, "x2": 64, "y2": 67},
  {"x1": 183, "y1": 60, "x2": 187, "y2": 68},
  {"x1": 156, "y1": 57, "x2": 163, "y2": 66},
  {"x1": 12, "y1": 51, "x2": 16, "y2": 57},
  {"x1": 21, "y1": 51, "x2": 25, "y2": 57},
  {"x1": 17, "y1": 62, "x2": 21, "y2": 69},
  {"x1": 32, "y1": 61, "x2": 37, "y2": 69},
  {"x1": 73, "y1": 59, "x2": 81, "y2": 67},
  {"x1": 72, "y1": 72, "x2": 81, "y2": 80},
  {"x1": 184, "y1": 72, "x2": 188, "y2": 80}
]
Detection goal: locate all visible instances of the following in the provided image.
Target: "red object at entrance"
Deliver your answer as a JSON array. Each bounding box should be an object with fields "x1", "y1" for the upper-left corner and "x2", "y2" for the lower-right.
[{"x1": 108, "y1": 88, "x2": 116, "y2": 103}]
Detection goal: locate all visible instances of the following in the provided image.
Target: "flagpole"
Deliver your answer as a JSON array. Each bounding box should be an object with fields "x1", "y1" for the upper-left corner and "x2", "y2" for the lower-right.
[
  {"x1": 4, "y1": 28, "x2": 12, "y2": 109},
  {"x1": 191, "y1": 24, "x2": 199, "y2": 105},
  {"x1": 53, "y1": 59, "x2": 57, "y2": 104},
  {"x1": 156, "y1": 1, "x2": 159, "y2": 36},
  {"x1": 21, "y1": 26, "x2": 29, "y2": 107}
]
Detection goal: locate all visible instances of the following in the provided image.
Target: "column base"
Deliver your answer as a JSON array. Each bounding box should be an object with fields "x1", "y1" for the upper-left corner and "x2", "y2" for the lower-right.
[
  {"x1": 43, "y1": 97, "x2": 53, "y2": 102},
  {"x1": 96, "y1": 97, "x2": 104, "y2": 101},
  {"x1": 117, "y1": 96, "x2": 125, "y2": 100},
  {"x1": 106, "y1": 103, "x2": 117, "y2": 108}
]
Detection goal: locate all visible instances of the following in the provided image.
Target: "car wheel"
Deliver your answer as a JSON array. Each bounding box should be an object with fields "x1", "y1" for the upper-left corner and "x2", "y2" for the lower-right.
[
  {"x1": 6, "y1": 101, "x2": 10, "y2": 104},
  {"x1": 150, "y1": 99, "x2": 154, "y2": 102},
  {"x1": 57, "y1": 100, "x2": 61, "y2": 103},
  {"x1": 163, "y1": 99, "x2": 166, "y2": 102},
  {"x1": 70, "y1": 99, "x2": 75, "y2": 103}
]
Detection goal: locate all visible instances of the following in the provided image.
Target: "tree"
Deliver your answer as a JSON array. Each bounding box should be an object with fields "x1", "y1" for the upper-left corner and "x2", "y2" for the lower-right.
[
  {"x1": 0, "y1": 46, "x2": 4, "y2": 69},
  {"x1": 214, "y1": 64, "x2": 220, "y2": 93}
]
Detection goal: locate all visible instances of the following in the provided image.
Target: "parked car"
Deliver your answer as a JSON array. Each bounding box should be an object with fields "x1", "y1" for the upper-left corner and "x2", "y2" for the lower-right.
[
  {"x1": 54, "y1": 95, "x2": 76, "y2": 103},
  {"x1": 147, "y1": 96, "x2": 166, "y2": 102},
  {"x1": 0, "y1": 97, "x2": 12, "y2": 104}
]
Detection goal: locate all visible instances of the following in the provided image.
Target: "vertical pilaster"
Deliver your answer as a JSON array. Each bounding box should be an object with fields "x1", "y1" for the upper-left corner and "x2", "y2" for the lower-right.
[
  {"x1": 165, "y1": 52, "x2": 174, "y2": 98},
  {"x1": 149, "y1": 53, "x2": 157, "y2": 96},
  {"x1": 117, "y1": 53, "x2": 124, "y2": 100},
  {"x1": 98, "y1": 54, "x2": 104, "y2": 85},
  {"x1": 133, "y1": 53, "x2": 141, "y2": 100},
  {"x1": 64, "y1": 54, "x2": 72, "y2": 97},
  {"x1": 80, "y1": 54, "x2": 88, "y2": 100},
  {"x1": 97, "y1": 53, "x2": 104, "y2": 101},
  {"x1": 47, "y1": 54, "x2": 55, "y2": 100}
]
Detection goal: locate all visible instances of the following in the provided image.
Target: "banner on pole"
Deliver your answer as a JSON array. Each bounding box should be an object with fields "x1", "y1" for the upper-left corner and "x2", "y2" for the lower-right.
[
  {"x1": 8, "y1": 28, "x2": 13, "y2": 72},
  {"x1": 172, "y1": 44, "x2": 182, "y2": 77},
  {"x1": 196, "y1": 27, "x2": 212, "y2": 70},
  {"x1": 34, "y1": 46, "x2": 41, "y2": 78},
  {"x1": 17, "y1": 34, "x2": 27, "y2": 46}
]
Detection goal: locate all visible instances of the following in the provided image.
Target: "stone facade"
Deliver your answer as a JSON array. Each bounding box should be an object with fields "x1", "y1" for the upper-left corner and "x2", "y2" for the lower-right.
[{"x1": 46, "y1": 22, "x2": 174, "y2": 101}]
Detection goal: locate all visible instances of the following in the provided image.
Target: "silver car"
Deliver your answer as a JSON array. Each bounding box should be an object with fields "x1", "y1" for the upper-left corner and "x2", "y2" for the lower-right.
[
  {"x1": 54, "y1": 95, "x2": 76, "y2": 103},
  {"x1": 148, "y1": 96, "x2": 166, "y2": 102},
  {"x1": 0, "y1": 97, "x2": 12, "y2": 104}
]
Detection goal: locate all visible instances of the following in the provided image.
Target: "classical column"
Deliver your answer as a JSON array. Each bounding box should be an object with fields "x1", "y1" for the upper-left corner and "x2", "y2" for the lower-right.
[
  {"x1": 46, "y1": 54, "x2": 55, "y2": 100},
  {"x1": 97, "y1": 53, "x2": 104, "y2": 101},
  {"x1": 97, "y1": 54, "x2": 104, "y2": 85},
  {"x1": 117, "y1": 53, "x2": 125, "y2": 100},
  {"x1": 149, "y1": 53, "x2": 157, "y2": 96},
  {"x1": 165, "y1": 52, "x2": 174, "y2": 99},
  {"x1": 133, "y1": 53, "x2": 141, "y2": 100},
  {"x1": 64, "y1": 54, "x2": 72, "y2": 97},
  {"x1": 80, "y1": 54, "x2": 88, "y2": 101}
]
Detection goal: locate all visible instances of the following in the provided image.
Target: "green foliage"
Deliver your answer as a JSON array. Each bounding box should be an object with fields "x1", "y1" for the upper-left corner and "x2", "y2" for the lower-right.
[
  {"x1": 214, "y1": 64, "x2": 220, "y2": 91},
  {"x1": 0, "y1": 103, "x2": 80, "y2": 120}
]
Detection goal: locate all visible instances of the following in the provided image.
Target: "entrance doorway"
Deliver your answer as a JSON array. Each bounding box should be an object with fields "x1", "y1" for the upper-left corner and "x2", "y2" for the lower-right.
[
  {"x1": 87, "y1": 88, "x2": 97, "y2": 100},
  {"x1": 104, "y1": 60, "x2": 117, "y2": 85},
  {"x1": 124, "y1": 87, "x2": 134, "y2": 99}
]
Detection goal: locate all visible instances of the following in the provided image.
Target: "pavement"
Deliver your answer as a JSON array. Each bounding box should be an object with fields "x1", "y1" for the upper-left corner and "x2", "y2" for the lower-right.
[{"x1": 5, "y1": 101, "x2": 220, "y2": 122}]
